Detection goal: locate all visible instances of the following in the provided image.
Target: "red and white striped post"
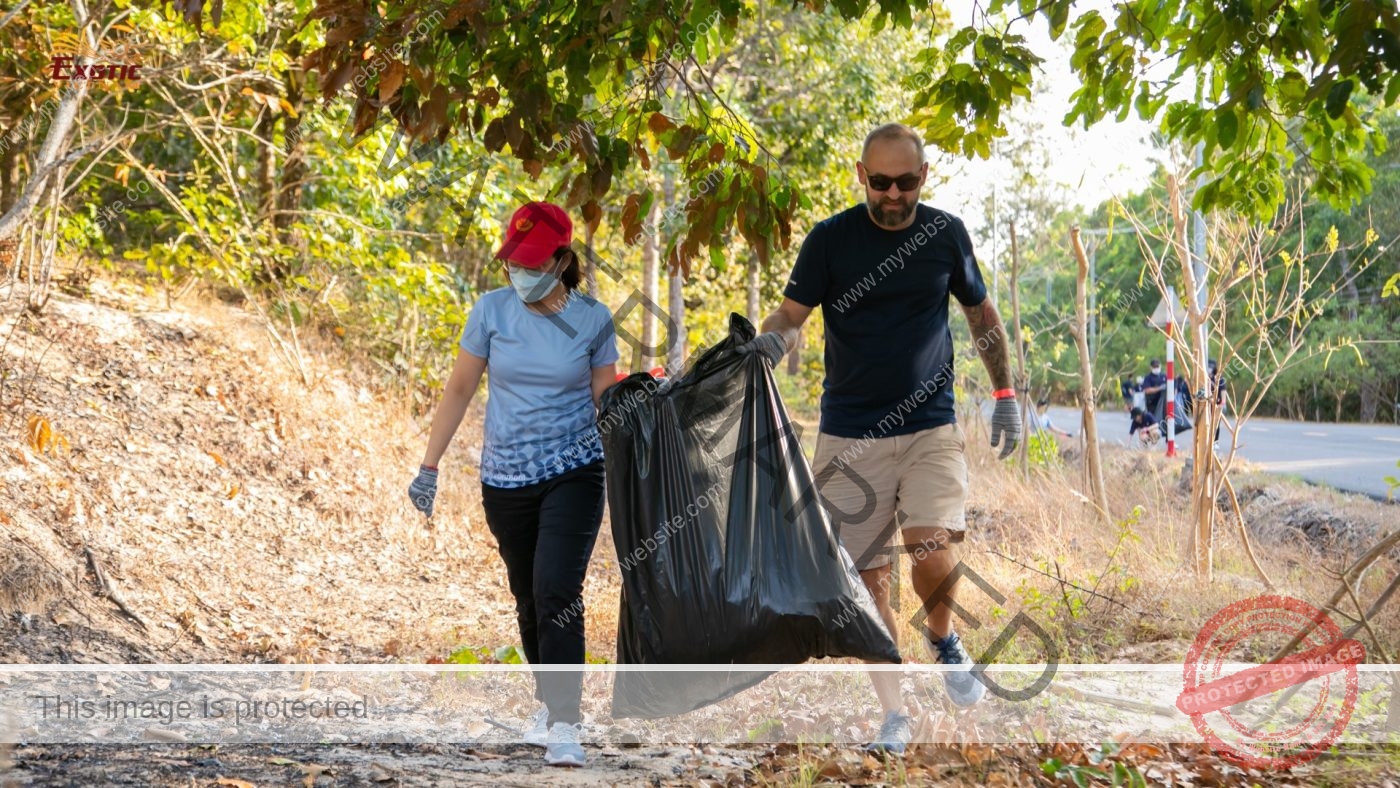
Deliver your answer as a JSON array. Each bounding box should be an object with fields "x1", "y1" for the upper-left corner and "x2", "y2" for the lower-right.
[
  {"x1": 1165, "y1": 322, "x2": 1176, "y2": 458},
  {"x1": 1150, "y1": 287, "x2": 1185, "y2": 459}
]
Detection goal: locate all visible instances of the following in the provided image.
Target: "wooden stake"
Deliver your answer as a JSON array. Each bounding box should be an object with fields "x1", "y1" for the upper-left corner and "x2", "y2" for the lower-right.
[
  {"x1": 1069, "y1": 227, "x2": 1112, "y2": 525},
  {"x1": 1009, "y1": 220, "x2": 1029, "y2": 478}
]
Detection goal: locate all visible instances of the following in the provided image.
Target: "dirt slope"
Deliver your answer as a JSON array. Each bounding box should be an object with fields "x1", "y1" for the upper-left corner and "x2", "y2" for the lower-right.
[
  {"x1": 2, "y1": 280, "x2": 544, "y2": 666},
  {"x1": 2, "y1": 278, "x2": 1396, "y2": 786}
]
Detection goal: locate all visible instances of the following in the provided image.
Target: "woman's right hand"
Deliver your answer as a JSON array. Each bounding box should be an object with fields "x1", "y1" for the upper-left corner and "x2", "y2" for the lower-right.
[{"x1": 408, "y1": 465, "x2": 438, "y2": 517}]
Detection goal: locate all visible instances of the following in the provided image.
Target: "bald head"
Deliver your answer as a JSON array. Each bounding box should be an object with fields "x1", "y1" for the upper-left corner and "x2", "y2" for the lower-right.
[
  {"x1": 858, "y1": 123, "x2": 928, "y2": 230},
  {"x1": 862, "y1": 123, "x2": 926, "y2": 164}
]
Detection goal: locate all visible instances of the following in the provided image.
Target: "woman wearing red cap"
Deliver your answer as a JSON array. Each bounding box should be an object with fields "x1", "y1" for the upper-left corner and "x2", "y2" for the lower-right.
[{"x1": 408, "y1": 202, "x2": 618, "y2": 767}]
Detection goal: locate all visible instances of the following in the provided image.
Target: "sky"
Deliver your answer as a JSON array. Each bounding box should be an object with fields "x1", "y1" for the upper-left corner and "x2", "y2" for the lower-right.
[{"x1": 925, "y1": 0, "x2": 1169, "y2": 277}]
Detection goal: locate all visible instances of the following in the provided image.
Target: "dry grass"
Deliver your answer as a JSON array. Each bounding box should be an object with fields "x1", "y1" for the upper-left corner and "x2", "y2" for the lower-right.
[
  {"x1": 922, "y1": 431, "x2": 1400, "y2": 666},
  {"x1": 0, "y1": 541, "x2": 63, "y2": 618},
  {"x1": 2, "y1": 273, "x2": 1395, "y2": 674}
]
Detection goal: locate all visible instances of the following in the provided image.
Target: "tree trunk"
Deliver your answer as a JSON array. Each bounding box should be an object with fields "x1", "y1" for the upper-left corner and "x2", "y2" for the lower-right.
[
  {"x1": 0, "y1": 0, "x2": 92, "y2": 241},
  {"x1": 1069, "y1": 227, "x2": 1112, "y2": 526},
  {"x1": 1010, "y1": 220, "x2": 1029, "y2": 476},
  {"x1": 668, "y1": 270, "x2": 685, "y2": 370},
  {"x1": 1170, "y1": 175, "x2": 1214, "y2": 580},
  {"x1": 641, "y1": 179, "x2": 660, "y2": 371},
  {"x1": 1337, "y1": 245, "x2": 1360, "y2": 321},
  {"x1": 583, "y1": 223, "x2": 598, "y2": 296},
  {"x1": 253, "y1": 110, "x2": 276, "y2": 223},
  {"x1": 663, "y1": 170, "x2": 684, "y2": 371},
  {"x1": 275, "y1": 40, "x2": 306, "y2": 251},
  {"x1": 0, "y1": 83, "x2": 87, "y2": 241},
  {"x1": 746, "y1": 251, "x2": 760, "y2": 325},
  {"x1": 0, "y1": 132, "x2": 20, "y2": 214}
]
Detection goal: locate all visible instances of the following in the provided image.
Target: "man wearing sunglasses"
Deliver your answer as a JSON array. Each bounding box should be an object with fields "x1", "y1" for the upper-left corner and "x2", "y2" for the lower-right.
[{"x1": 742, "y1": 122, "x2": 1021, "y2": 755}]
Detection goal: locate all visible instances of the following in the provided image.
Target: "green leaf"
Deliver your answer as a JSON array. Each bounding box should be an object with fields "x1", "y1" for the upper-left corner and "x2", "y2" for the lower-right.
[
  {"x1": 447, "y1": 647, "x2": 479, "y2": 664},
  {"x1": 1216, "y1": 109, "x2": 1238, "y2": 149},
  {"x1": 1386, "y1": 73, "x2": 1400, "y2": 105},
  {"x1": 709, "y1": 244, "x2": 726, "y2": 271},
  {"x1": 1382, "y1": 271, "x2": 1400, "y2": 298},
  {"x1": 1047, "y1": 1, "x2": 1071, "y2": 39},
  {"x1": 1326, "y1": 79, "x2": 1355, "y2": 119}
]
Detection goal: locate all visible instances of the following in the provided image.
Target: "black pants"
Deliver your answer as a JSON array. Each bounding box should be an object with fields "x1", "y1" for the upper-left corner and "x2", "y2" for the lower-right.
[{"x1": 480, "y1": 461, "x2": 605, "y2": 726}]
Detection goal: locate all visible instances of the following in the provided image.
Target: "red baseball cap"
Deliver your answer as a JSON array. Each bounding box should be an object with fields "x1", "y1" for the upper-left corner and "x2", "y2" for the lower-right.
[{"x1": 493, "y1": 202, "x2": 573, "y2": 269}]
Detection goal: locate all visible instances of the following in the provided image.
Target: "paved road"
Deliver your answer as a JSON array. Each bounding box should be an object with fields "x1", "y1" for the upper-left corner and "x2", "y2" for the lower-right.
[{"x1": 1040, "y1": 406, "x2": 1400, "y2": 501}]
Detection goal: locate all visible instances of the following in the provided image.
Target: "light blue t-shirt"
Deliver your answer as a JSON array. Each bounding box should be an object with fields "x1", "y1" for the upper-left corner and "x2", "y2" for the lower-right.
[{"x1": 460, "y1": 287, "x2": 619, "y2": 488}]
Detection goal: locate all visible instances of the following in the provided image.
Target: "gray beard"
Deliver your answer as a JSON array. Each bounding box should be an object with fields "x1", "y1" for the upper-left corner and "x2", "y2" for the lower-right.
[{"x1": 867, "y1": 196, "x2": 916, "y2": 228}]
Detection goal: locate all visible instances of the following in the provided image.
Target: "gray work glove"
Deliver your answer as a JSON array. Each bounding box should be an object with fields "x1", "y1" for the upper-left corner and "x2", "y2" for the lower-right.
[
  {"x1": 989, "y1": 398, "x2": 1022, "y2": 460},
  {"x1": 408, "y1": 465, "x2": 438, "y2": 517},
  {"x1": 737, "y1": 332, "x2": 789, "y2": 365}
]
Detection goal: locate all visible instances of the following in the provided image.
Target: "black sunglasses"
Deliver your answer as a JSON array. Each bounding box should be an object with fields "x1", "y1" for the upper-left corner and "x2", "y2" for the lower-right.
[{"x1": 865, "y1": 171, "x2": 922, "y2": 192}]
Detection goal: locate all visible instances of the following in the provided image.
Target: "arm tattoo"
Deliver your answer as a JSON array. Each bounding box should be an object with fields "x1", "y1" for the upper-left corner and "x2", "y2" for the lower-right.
[{"x1": 962, "y1": 299, "x2": 1013, "y2": 391}]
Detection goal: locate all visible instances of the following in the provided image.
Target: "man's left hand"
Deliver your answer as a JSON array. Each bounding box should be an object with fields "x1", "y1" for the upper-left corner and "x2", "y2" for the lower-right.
[{"x1": 990, "y1": 398, "x2": 1022, "y2": 459}]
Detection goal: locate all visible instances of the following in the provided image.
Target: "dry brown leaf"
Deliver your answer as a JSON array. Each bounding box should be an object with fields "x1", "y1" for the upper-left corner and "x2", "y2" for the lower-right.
[
  {"x1": 301, "y1": 763, "x2": 331, "y2": 787},
  {"x1": 215, "y1": 779, "x2": 256, "y2": 788},
  {"x1": 816, "y1": 757, "x2": 846, "y2": 780},
  {"x1": 646, "y1": 112, "x2": 674, "y2": 134},
  {"x1": 207, "y1": 450, "x2": 226, "y2": 466},
  {"x1": 963, "y1": 744, "x2": 993, "y2": 767},
  {"x1": 378, "y1": 60, "x2": 405, "y2": 102},
  {"x1": 226, "y1": 484, "x2": 239, "y2": 499},
  {"x1": 26, "y1": 417, "x2": 51, "y2": 453},
  {"x1": 1121, "y1": 742, "x2": 1167, "y2": 760}
]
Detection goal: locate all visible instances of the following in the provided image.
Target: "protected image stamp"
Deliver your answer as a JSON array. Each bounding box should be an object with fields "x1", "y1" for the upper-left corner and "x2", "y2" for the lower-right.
[{"x1": 1176, "y1": 594, "x2": 1365, "y2": 769}]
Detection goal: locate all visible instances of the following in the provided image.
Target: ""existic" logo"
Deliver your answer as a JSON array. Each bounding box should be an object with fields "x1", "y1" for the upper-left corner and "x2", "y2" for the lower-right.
[
  {"x1": 46, "y1": 33, "x2": 143, "y2": 86},
  {"x1": 49, "y1": 57, "x2": 141, "y2": 81}
]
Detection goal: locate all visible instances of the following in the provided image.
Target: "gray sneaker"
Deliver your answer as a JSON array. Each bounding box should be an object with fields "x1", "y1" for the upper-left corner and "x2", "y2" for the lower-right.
[
  {"x1": 544, "y1": 722, "x2": 585, "y2": 767},
  {"x1": 926, "y1": 630, "x2": 986, "y2": 708},
  {"x1": 865, "y1": 711, "x2": 912, "y2": 755},
  {"x1": 522, "y1": 705, "x2": 548, "y2": 747}
]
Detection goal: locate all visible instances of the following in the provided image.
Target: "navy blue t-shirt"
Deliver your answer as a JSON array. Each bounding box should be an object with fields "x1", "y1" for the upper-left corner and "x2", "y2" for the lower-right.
[{"x1": 783, "y1": 203, "x2": 988, "y2": 439}]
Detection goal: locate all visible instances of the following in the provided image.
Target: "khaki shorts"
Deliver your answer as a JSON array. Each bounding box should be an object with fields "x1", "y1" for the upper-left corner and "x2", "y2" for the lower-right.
[{"x1": 811, "y1": 423, "x2": 969, "y2": 571}]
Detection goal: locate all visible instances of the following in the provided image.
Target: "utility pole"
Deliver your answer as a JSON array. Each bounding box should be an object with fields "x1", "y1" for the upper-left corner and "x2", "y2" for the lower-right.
[
  {"x1": 990, "y1": 148, "x2": 999, "y2": 306},
  {"x1": 1191, "y1": 143, "x2": 1210, "y2": 402},
  {"x1": 1191, "y1": 144, "x2": 1209, "y2": 316}
]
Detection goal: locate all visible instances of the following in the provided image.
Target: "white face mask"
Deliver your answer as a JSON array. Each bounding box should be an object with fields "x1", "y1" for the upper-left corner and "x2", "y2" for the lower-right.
[{"x1": 508, "y1": 267, "x2": 559, "y2": 303}]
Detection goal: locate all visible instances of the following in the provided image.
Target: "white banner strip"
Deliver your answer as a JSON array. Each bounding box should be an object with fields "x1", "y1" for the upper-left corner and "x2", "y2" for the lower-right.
[{"x1": 2, "y1": 665, "x2": 1395, "y2": 746}]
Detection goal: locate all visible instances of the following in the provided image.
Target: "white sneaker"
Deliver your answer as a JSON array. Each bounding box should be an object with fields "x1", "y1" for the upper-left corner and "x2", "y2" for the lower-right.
[
  {"x1": 544, "y1": 722, "x2": 585, "y2": 767},
  {"x1": 522, "y1": 705, "x2": 549, "y2": 747}
]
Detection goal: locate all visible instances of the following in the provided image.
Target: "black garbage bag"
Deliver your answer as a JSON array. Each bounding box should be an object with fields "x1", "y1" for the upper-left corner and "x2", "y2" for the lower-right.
[
  {"x1": 599, "y1": 314, "x2": 899, "y2": 719},
  {"x1": 1151, "y1": 388, "x2": 1193, "y2": 434}
]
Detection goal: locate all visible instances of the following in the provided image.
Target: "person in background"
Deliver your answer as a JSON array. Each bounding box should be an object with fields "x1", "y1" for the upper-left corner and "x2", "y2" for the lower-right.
[
  {"x1": 407, "y1": 202, "x2": 619, "y2": 768},
  {"x1": 1174, "y1": 371, "x2": 1192, "y2": 419},
  {"x1": 1207, "y1": 359, "x2": 1227, "y2": 448},
  {"x1": 1034, "y1": 399, "x2": 1075, "y2": 441},
  {"x1": 1142, "y1": 360, "x2": 1168, "y2": 418},
  {"x1": 1130, "y1": 376, "x2": 1146, "y2": 412},
  {"x1": 1129, "y1": 406, "x2": 1161, "y2": 447}
]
